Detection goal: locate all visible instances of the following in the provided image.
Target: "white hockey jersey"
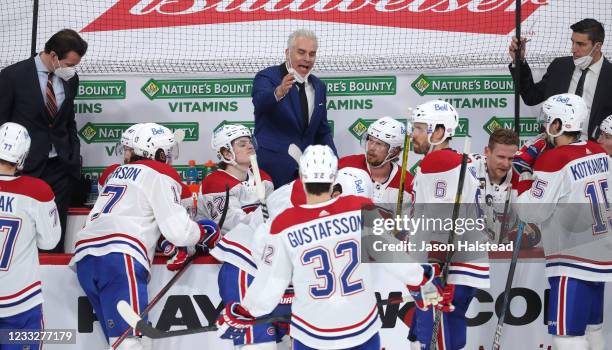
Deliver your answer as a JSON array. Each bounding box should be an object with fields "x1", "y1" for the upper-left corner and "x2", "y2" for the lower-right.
[
  {"x1": 242, "y1": 195, "x2": 425, "y2": 349},
  {"x1": 514, "y1": 140, "x2": 612, "y2": 281},
  {"x1": 211, "y1": 179, "x2": 306, "y2": 275},
  {"x1": 0, "y1": 176, "x2": 60, "y2": 317},
  {"x1": 199, "y1": 169, "x2": 274, "y2": 234},
  {"x1": 468, "y1": 154, "x2": 516, "y2": 243},
  {"x1": 412, "y1": 149, "x2": 490, "y2": 289},
  {"x1": 99, "y1": 163, "x2": 196, "y2": 217},
  {"x1": 70, "y1": 160, "x2": 202, "y2": 272},
  {"x1": 338, "y1": 154, "x2": 413, "y2": 208}
]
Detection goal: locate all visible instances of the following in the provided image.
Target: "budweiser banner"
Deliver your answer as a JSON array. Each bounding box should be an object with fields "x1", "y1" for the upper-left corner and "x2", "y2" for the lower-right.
[
  {"x1": 39, "y1": 254, "x2": 612, "y2": 349},
  {"x1": 2, "y1": 0, "x2": 611, "y2": 72}
]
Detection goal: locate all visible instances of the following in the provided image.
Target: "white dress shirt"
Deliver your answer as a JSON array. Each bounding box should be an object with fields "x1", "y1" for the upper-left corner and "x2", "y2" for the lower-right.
[{"x1": 568, "y1": 55, "x2": 604, "y2": 138}]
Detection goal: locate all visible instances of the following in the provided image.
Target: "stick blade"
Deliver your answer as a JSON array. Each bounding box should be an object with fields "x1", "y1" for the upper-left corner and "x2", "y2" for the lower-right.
[
  {"x1": 288, "y1": 144, "x2": 302, "y2": 164},
  {"x1": 117, "y1": 300, "x2": 140, "y2": 329}
]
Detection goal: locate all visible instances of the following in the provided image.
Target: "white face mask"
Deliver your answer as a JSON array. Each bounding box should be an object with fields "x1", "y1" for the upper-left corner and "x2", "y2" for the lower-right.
[
  {"x1": 286, "y1": 55, "x2": 311, "y2": 84},
  {"x1": 573, "y1": 44, "x2": 598, "y2": 70},
  {"x1": 53, "y1": 57, "x2": 76, "y2": 81}
]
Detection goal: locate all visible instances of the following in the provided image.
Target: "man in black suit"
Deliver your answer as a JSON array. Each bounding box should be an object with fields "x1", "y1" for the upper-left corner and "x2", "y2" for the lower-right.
[
  {"x1": 0, "y1": 29, "x2": 88, "y2": 252},
  {"x1": 509, "y1": 18, "x2": 612, "y2": 140}
]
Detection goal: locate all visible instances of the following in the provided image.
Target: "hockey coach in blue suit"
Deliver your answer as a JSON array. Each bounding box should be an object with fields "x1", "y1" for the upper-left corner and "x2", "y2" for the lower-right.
[{"x1": 252, "y1": 29, "x2": 336, "y2": 188}]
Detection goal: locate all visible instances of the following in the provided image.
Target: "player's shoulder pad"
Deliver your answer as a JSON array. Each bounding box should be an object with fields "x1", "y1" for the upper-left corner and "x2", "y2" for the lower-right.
[
  {"x1": 99, "y1": 163, "x2": 120, "y2": 186},
  {"x1": 290, "y1": 179, "x2": 306, "y2": 206},
  {"x1": 180, "y1": 182, "x2": 192, "y2": 199},
  {"x1": 3, "y1": 176, "x2": 55, "y2": 202},
  {"x1": 338, "y1": 154, "x2": 368, "y2": 172},
  {"x1": 389, "y1": 164, "x2": 415, "y2": 190},
  {"x1": 201, "y1": 170, "x2": 241, "y2": 194},
  {"x1": 534, "y1": 141, "x2": 607, "y2": 173},
  {"x1": 259, "y1": 169, "x2": 273, "y2": 183},
  {"x1": 270, "y1": 195, "x2": 372, "y2": 235},
  {"x1": 419, "y1": 149, "x2": 464, "y2": 174},
  {"x1": 133, "y1": 160, "x2": 183, "y2": 186}
]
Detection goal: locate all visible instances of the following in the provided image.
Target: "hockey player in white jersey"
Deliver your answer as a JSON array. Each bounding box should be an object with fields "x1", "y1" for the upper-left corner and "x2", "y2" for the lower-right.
[
  {"x1": 513, "y1": 94, "x2": 611, "y2": 350},
  {"x1": 339, "y1": 116, "x2": 413, "y2": 206},
  {"x1": 470, "y1": 128, "x2": 520, "y2": 243},
  {"x1": 97, "y1": 123, "x2": 199, "y2": 271},
  {"x1": 200, "y1": 124, "x2": 274, "y2": 234},
  {"x1": 211, "y1": 166, "x2": 371, "y2": 350},
  {"x1": 216, "y1": 145, "x2": 445, "y2": 350},
  {"x1": 409, "y1": 100, "x2": 488, "y2": 350},
  {"x1": 70, "y1": 123, "x2": 220, "y2": 350},
  {"x1": 0, "y1": 122, "x2": 60, "y2": 350},
  {"x1": 597, "y1": 115, "x2": 612, "y2": 155}
]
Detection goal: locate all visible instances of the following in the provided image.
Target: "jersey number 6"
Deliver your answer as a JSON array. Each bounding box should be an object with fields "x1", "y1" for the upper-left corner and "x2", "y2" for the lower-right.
[{"x1": 301, "y1": 239, "x2": 364, "y2": 299}]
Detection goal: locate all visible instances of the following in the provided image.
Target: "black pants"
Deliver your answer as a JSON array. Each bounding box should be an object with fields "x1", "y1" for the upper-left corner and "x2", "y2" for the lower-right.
[{"x1": 38, "y1": 157, "x2": 74, "y2": 253}]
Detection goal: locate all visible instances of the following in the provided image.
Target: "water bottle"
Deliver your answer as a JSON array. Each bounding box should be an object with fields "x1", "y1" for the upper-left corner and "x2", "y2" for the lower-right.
[
  {"x1": 202, "y1": 160, "x2": 217, "y2": 179},
  {"x1": 186, "y1": 160, "x2": 199, "y2": 185},
  {"x1": 186, "y1": 160, "x2": 199, "y2": 218}
]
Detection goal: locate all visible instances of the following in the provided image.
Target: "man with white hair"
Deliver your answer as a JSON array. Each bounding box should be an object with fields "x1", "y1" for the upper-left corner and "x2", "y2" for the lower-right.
[{"x1": 252, "y1": 29, "x2": 336, "y2": 189}]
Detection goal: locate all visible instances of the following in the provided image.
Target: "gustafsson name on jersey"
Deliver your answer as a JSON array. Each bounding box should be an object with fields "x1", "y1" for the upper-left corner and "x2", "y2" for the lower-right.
[
  {"x1": 107, "y1": 166, "x2": 143, "y2": 182},
  {"x1": 287, "y1": 215, "x2": 361, "y2": 248},
  {"x1": 569, "y1": 155, "x2": 609, "y2": 181}
]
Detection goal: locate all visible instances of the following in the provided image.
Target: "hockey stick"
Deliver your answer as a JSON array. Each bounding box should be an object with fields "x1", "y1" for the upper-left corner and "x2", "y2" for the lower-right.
[
  {"x1": 117, "y1": 300, "x2": 289, "y2": 339},
  {"x1": 491, "y1": 221, "x2": 525, "y2": 350},
  {"x1": 430, "y1": 136, "x2": 471, "y2": 350},
  {"x1": 395, "y1": 123, "x2": 411, "y2": 218},
  {"x1": 117, "y1": 292, "x2": 410, "y2": 341},
  {"x1": 111, "y1": 185, "x2": 231, "y2": 349},
  {"x1": 497, "y1": 183, "x2": 513, "y2": 244},
  {"x1": 288, "y1": 143, "x2": 302, "y2": 164},
  {"x1": 249, "y1": 154, "x2": 269, "y2": 221}
]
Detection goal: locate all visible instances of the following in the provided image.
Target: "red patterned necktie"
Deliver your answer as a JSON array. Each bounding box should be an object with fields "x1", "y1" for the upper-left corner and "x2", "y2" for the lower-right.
[{"x1": 45, "y1": 72, "x2": 57, "y2": 117}]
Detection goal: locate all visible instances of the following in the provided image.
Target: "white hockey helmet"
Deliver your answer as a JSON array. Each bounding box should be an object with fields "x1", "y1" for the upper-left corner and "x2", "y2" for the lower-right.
[
  {"x1": 121, "y1": 123, "x2": 146, "y2": 149},
  {"x1": 211, "y1": 124, "x2": 254, "y2": 164},
  {"x1": 411, "y1": 100, "x2": 459, "y2": 145},
  {"x1": 334, "y1": 167, "x2": 373, "y2": 198},
  {"x1": 299, "y1": 145, "x2": 338, "y2": 184},
  {"x1": 600, "y1": 115, "x2": 612, "y2": 136},
  {"x1": 364, "y1": 117, "x2": 407, "y2": 167},
  {"x1": 541, "y1": 93, "x2": 588, "y2": 137},
  {"x1": 132, "y1": 123, "x2": 177, "y2": 163},
  {"x1": 0, "y1": 122, "x2": 31, "y2": 170}
]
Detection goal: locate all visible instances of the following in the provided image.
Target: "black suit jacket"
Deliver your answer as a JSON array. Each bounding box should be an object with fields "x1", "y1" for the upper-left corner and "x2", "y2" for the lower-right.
[
  {"x1": 0, "y1": 56, "x2": 81, "y2": 178},
  {"x1": 509, "y1": 56, "x2": 612, "y2": 139}
]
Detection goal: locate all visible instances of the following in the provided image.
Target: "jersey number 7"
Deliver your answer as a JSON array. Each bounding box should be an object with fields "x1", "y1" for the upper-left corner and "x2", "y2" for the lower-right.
[
  {"x1": 301, "y1": 239, "x2": 364, "y2": 299},
  {"x1": 0, "y1": 218, "x2": 22, "y2": 271},
  {"x1": 91, "y1": 185, "x2": 127, "y2": 220}
]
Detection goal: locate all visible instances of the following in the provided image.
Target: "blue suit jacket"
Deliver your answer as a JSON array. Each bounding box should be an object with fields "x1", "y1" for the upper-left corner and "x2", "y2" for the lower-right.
[{"x1": 253, "y1": 63, "x2": 336, "y2": 188}]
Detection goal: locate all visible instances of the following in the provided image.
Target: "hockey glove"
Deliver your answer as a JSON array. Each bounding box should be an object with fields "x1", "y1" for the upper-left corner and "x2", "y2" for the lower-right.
[
  {"x1": 435, "y1": 283, "x2": 456, "y2": 313},
  {"x1": 513, "y1": 134, "x2": 548, "y2": 177},
  {"x1": 197, "y1": 219, "x2": 221, "y2": 250},
  {"x1": 158, "y1": 239, "x2": 195, "y2": 271},
  {"x1": 407, "y1": 264, "x2": 444, "y2": 311},
  {"x1": 216, "y1": 302, "x2": 256, "y2": 340}
]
